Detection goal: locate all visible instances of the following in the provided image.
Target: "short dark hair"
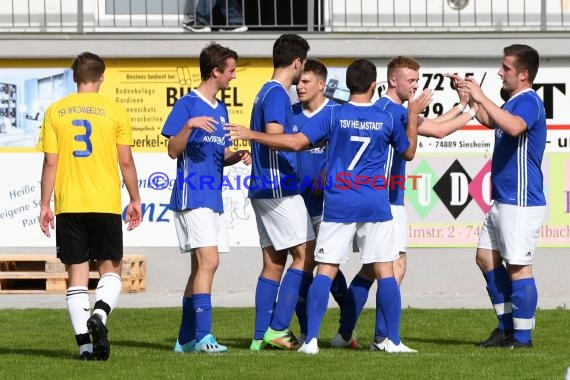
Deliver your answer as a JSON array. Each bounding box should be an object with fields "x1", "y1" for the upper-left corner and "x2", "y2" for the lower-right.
[
  {"x1": 303, "y1": 58, "x2": 327, "y2": 81},
  {"x1": 346, "y1": 59, "x2": 376, "y2": 94},
  {"x1": 272, "y1": 34, "x2": 310, "y2": 69},
  {"x1": 503, "y1": 44, "x2": 539, "y2": 83},
  {"x1": 199, "y1": 42, "x2": 239, "y2": 81},
  {"x1": 71, "y1": 52, "x2": 105, "y2": 84}
]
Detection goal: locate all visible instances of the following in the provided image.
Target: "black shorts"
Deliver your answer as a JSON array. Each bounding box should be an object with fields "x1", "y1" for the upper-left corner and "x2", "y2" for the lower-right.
[{"x1": 56, "y1": 213, "x2": 123, "y2": 265}]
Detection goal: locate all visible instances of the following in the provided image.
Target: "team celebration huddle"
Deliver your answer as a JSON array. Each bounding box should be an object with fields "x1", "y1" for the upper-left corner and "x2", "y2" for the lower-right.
[{"x1": 38, "y1": 34, "x2": 546, "y2": 359}]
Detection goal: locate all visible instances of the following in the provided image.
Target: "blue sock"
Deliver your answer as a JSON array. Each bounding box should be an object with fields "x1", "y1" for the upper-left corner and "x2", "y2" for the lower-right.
[
  {"x1": 295, "y1": 272, "x2": 313, "y2": 336},
  {"x1": 193, "y1": 293, "x2": 212, "y2": 342},
  {"x1": 177, "y1": 296, "x2": 196, "y2": 344},
  {"x1": 338, "y1": 275, "x2": 373, "y2": 340},
  {"x1": 253, "y1": 276, "x2": 280, "y2": 340},
  {"x1": 375, "y1": 295, "x2": 387, "y2": 341},
  {"x1": 330, "y1": 269, "x2": 348, "y2": 311},
  {"x1": 511, "y1": 277, "x2": 537, "y2": 344},
  {"x1": 483, "y1": 266, "x2": 513, "y2": 331},
  {"x1": 376, "y1": 277, "x2": 401, "y2": 345},
  {"x1": 270, "y1": 268, "x2": 305, "y2": 331},
  {"x1": 306, "y1": 274, "x2": 333, "y2": 342}
]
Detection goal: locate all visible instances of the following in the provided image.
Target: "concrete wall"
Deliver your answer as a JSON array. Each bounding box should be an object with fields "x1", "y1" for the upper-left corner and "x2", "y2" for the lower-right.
[{"x1": 1, "y1": 32, "x2": 570, "y2": 59}]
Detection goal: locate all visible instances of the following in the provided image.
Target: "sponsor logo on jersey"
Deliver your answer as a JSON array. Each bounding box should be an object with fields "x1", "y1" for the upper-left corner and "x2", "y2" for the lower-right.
[{"x1": 202, "y1": 135, "x2": 226, "y2": 145}]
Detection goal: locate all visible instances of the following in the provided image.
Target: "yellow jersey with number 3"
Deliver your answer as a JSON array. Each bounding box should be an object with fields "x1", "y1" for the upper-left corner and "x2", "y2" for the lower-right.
[{"x1": 37, "y1": 92, "x2": 133, "y2": 214}]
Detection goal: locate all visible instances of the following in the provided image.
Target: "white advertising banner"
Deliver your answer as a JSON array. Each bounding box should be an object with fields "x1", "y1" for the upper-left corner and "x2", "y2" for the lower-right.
[
  {"x1": 2, "y1": 151, "x2": 567, "y2": 248},
  {"x1": 0, "y1": 153, "x2": 259, "y2": 248}
]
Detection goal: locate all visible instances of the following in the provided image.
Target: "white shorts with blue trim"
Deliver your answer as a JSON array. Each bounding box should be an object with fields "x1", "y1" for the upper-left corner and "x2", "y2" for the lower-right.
[
  {"x1": 251, "y1": 195, "x2": 315, "y2": 251},
  {"x1": 315, "y1": 220, "x2": 397, "y2": 265},
  {"x1": 173, "y1": 208, "x2": 229, "y2": 254},
  {"x1": 478, "y1": 202, "x2": 545, "y2": 265}
]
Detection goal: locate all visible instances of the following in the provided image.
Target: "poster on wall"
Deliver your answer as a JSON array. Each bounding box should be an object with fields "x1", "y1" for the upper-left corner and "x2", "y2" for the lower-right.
[
  {"x1": 0, "y1": 58, "x2": 270, "y2": 152},
  {"x1": 98, "y1": 58, "x2": 270, "y2": 153},
  {"x1": 0, "y1": 68, "x2": 74, "y2": 149}
]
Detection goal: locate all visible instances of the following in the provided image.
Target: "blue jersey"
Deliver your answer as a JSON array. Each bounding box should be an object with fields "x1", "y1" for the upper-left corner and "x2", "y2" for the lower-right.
[
  {"x1": 492, "y1": 89, "x2": 546, "y2": 207},
  {"x1": 302, "y1": 102, "x2": 410, "y2": 222},
  {"x1": 161, "y1": 90, "x2": 231, "y2": 213},
  {"x1": 294, "y1": 98, "x2": 337, "y2": 218},
  {"x1": 375, "y1": 96, "x2": 408, "y2": 205},
  {"x1": 249, "y1": 81, "x2": 299, "y2": 199}
]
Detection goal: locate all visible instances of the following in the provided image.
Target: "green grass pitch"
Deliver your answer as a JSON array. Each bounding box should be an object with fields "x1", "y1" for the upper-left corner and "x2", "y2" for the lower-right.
[{"x1": 0, "y1": 308, "x2": 568, "y2": 379}]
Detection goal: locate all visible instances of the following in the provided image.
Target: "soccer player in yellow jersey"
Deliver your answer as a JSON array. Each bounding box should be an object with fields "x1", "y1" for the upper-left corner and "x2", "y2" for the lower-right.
[{"x1": 37, "y1": 52, "x2": 142, "y2": 361}]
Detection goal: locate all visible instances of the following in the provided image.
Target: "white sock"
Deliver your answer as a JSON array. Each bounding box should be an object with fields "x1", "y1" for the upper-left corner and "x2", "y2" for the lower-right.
[
  {"x1": 94, "y1": 272, "x2": 121, "y2": 324},
  {"x1": 66, "y1": 286, "x2": 90, "y2": 335},
  {"x1": 79, "y1": 343, "x2": 93, "y2": 355}
]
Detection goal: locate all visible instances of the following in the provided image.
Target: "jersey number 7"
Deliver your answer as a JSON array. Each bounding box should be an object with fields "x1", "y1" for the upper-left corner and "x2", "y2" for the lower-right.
[{"x1": 347, "y1": 136, "x2": 370, "y2": 171}]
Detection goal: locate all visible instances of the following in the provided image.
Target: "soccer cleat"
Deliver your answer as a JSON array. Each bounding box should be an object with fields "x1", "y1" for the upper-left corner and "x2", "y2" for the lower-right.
[
  {"x1": 249, "y1": 339, "x2": 266, "y2": 351},
  {"x1": 87, "y1": 314, "x2": 110, "y2": 361},
  {"x1": 370, "y1": 339, "x2": 417, "y2": 353},
  {"x1": 298, "y1": 333, "x2": 306, "y2": 345},
  {"x1": 385, "y1": 340, "x2": 417, "y2": 353},
  {"x1": 369, "y1": 338, "x2": 388, "y2": 351},
  {"x1": 298, "y1": 338, "x2": 319, "y2": 355},
  {"x1": 477, "y1": 328, "x2": 512, "y2": 348},
  {"x1": 182, "y1": 23, "x2": 212, "y2": 32},
  {"x1": 263, "y1": 328, "x2": 299, "y2": 350},
  {"x1": 194, "y1": 334, "x2": 228, "y2": 353},
  {"x1": 79, "y1": 351, "x2": 94, "y2": 361},
  {"x1": 174, "y1": 339, "x2": 196, "y2": 353},
  {"x1": 496, "y1": 336, "x2": 533, "y2": 349},
  {"x1": 330, "y1": 333, "x2": 361, "y2": 349}
]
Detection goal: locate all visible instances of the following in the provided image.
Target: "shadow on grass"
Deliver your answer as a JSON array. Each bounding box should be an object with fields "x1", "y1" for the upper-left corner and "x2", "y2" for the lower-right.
[
  {"x1": 0, "y1": 346, "x2": 72, "y2": 359},
  {"x1": 114, "y1": 337, "x2": 256, "y2": 351},
  {"x1": 112, "y1": 339, "x2": 172, "y2": 351},
  {"x1": 405, "y1": 337, "x2": 476, "y2": 346},
  {"x1": 217, "y1": 337, "x2": 254, "y2": 349}
]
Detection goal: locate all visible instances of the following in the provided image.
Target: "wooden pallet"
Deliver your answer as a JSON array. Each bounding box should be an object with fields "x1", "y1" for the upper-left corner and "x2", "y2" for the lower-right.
[{"x1": 0, "y1": 255, "x2": 146, "y2": 294}]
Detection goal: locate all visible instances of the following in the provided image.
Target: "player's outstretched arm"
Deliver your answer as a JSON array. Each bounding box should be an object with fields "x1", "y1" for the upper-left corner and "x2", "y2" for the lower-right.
[
  {"x1": 167, "y1": 116, "x2": 218, "y2": 159},
  {"x1": 118, "y1": 144, "x2": 142, "y2": 231},
  {"x1": 457, "y1": 77, "x2": 494, "y2": 127},
  {"x1": 225, "y1": 123, "x2": 311, "y2": 152},
  {"x1": 470, "y1": 99, "x2": 494, "y2": 129},
  {"x1": 429, "y1": 73, "x2": 470, "y2": 123},
  {"x1": 460, "y1": 77, "x2": 526, "y2": 136},
  {"x1": 39, "y1": 153, "x2": 57, "y2": 238},
  {"x1": 419, "y1": 102, "x2": 478, "y2": 138}
]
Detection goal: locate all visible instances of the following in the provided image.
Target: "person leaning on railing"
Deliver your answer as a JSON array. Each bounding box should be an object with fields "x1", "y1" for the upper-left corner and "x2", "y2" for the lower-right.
[{"x1": 182, "y1": 0, "x2": 247, "y2": 32}]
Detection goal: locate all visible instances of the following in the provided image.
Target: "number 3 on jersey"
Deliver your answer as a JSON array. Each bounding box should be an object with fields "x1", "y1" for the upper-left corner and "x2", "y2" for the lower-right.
[
  {"x1": 72, "y1": 119, "x2": 93, "y2": 157},
  {"x1": 348, "y1": 136, "x2": 370, "y2": 170}
]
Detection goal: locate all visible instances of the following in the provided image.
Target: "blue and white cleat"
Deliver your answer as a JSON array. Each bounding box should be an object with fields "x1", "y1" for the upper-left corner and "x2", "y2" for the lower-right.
[
  {"x1": 194, "y1": 334, "x2": 228, "y2": 353},
  {"x1": 174, "y1": 339, "x2": 196, "y2": 353}
]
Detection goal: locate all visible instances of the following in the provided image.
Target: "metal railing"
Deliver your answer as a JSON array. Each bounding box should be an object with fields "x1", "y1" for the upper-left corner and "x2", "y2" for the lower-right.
[
  {"x1": 0, "y1": 0, "x2": 568, "y2": 33},
  {"x1": 323, "y1": 0, "x2": 570, "y2": 32}
]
